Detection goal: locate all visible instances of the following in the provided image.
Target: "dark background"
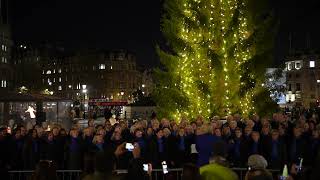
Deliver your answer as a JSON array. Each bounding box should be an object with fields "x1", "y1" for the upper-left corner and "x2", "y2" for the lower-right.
[{"x1": 9, "y1": 0, "x2": 320, "y2": 67}]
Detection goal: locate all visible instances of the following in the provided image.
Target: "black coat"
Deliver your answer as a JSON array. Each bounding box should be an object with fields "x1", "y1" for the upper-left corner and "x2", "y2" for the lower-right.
[
  {"x1": 263, "y1": 138, "x2": 287, "y2": 169},
  {"x1": 65, "y1": 137, "x2": 84, "y2": 170},
  {"x1": 39, "y1": 139, "x2": 60, "y2": 162},
  {"x1": 22, "y1": 138, "x2": 40, "y2": 169},
  {"x1": 146, "y1": 136, "x2": 168, "y2": 168}
]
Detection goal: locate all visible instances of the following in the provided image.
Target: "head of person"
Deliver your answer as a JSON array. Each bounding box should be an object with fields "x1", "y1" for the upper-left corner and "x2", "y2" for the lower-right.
[
  {"x1": 226, "y1": 115, "x2": 234, "y2": 124},
  {"x1": 92, "y1": 135, "x2": 104, "y2": 145},
  {"x1": 69, "y1": 128, "x2": 79, "y2": 138},
  {"x1": 261, "y1": 125, "x2": 270, "y2": 136},
  {"x1": 14, "y1": 129, "x2": 21, "y2": 139},
  {"x1": 293, "y1": 127, "x2": 302, "y2": 138},
  {"x1": 156, "y1": 129, "x2": 163, "y2": 139},
  {"x1": 245, "y1": 169, "x2": 272, "y2": 180},
  {"x1": 161, "y1": 118, "x2": 170, "y2": 128},
  {"x1": 251, "y1": 131, "x2": 260, "y2": 142},
  {"x1": 235, "y1": 128, "x2": 242, "y2": 138},
  {"x1": 111, "y1": 131, "x2": 122, "y2": 141},
  {"x1": 229, "y1": 120, "x2": 237, "y2": 130},
  {"x1": 47, "y1": 131, "x2": 54, "y2": 141},
  {"x1": 182, "y1": 163, "x2": 201, "y2": 180},
  {"x1": 191, "y1": 121, "x2": 197, "y2": 130},
  {"x1": 104, "y1": 120, "x2": 112, "y2": 131},
  {"x1": 271, "y1": 129, "x2": 279, "y2": 141},
  {"x1": 152, "y1": 120, "x2": 160, "y2": 130},
  {"x1": 245, "y1": 126, "x2": 253, "y2": 136},
  {"x1": 146, "y1": 127, "x2": 153, "y2": 137},
  {"x1": 163, "y1": 128, "x2": 171, "y2": 138},
  {"x1": 97, "y1": 128, "x2": 106, "y2": 137},
  {"x1": 246, "y1": 120, "x2": 255, "y2": 129},
  {"x1": 222, "y1": 126, "x2": 231, "y2": 136},
  {"x1": 172, "y1": 123, "x2": 179, "y2": 132},
  {"x1": 214, "y1": 128, "x2": 222, "y2": 137},
  {"x1": 209, "y1": 141, "x2": 228, "y2": 166},
  {"x1": 28, "y1": 129, "x2": 38, "y2": 139},
  {"x1": 234, "y1": 114, "x2": 241, "y2": 122},
  {"x1": 59, "y1": 129, "x2": 67, "y2": 136},
  {"x1": 20, "y1": 126, "x2": 27, "y2": 137},
  {"x1": 134, "y1": 129, "x2": 143, "y2": 138},
  {"x1": 247, "y1": 155, "x2": 268, "y2": 170},
  {"x1": 185, "y1": 125, "x2": 194, "y2": 135},
  {"x1": 88, "y1": 119, "x2": 95, "y2": 127},
  {"x1": 196, "y1": 116, "x2": 204, "y2": 126},
  {"x1": 178, "y1": 128, "x2": 185, "y2": 137},
  {"x1": 52, "y1": 127, "x2": 59, "y2": 137},
  {"x1": 33, "y1": 160, "x2": 57, "y2": 180}
]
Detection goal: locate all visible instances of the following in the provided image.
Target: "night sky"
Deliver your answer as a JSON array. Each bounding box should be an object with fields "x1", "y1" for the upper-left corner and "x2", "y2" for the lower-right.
[{"x1": 9, "y1": 0, "x2": 320, "y2": 67}]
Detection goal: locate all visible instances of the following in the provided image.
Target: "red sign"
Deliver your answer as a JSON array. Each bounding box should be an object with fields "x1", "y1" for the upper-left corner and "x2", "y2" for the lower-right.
[{"x1": 89, "y1": 101, "x2": 128, "y2": 106}]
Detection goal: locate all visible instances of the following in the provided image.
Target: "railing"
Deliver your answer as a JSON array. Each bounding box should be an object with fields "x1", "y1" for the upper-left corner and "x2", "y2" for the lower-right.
[
  {"x1": 8, "y1": 168, "x2": 280, "y2": 180},
  {"x1": 8, "y1": 170, "x2": 82, "y2": 180}
]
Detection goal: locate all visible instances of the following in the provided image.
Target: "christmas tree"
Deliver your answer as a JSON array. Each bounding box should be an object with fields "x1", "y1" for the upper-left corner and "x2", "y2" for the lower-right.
[{"x1": 154, "y1": 0, "x2": 277, "y2": 120}]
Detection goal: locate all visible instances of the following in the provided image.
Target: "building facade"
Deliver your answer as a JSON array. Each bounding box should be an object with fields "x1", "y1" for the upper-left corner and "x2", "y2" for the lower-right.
[
  {"x1": 41, "y1": 50, "x2": 144, "y2": 101},
  {"x1": 284, "y1": 53, "x2": 320, "y2": 107},
  {"x1": 0, "y1": 0, "x2": 14, "y2": 93}
]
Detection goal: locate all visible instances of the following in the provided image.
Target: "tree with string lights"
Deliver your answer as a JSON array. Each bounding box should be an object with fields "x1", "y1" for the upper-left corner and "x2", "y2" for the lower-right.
[{"x1": 154, "y1": 0, "x2": 277, "y2": 120}]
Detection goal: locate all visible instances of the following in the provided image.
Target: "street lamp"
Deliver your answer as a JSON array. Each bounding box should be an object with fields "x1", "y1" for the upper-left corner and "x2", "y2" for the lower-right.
[{"x1": 81, "y1": 84, "x2": 88, "y2": 119}]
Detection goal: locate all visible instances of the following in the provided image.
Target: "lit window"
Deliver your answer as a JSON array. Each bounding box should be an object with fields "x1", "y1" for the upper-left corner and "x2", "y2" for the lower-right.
[
  {"x1": 46, "y1": 70, "x2": 51, "y2": 74},
  {"x1": 1, "y1": 57, "x2": 4, "y2": 63},
  {"x1": 310, "y1": 61, "x2": 315, "y2": 68},
  {"x1": 59, "y1": 77, "x2": 61, "y2": 82},
  {"x1": 53, "y1": 69, "x2": 56, "y2": 73},
  {"x1": 295, "y1": 61, "x2": 302, "y2": 69},
  {"x1": 53, "y1": 78, "x2": 55, "y2": 82},
  {"x1": 317, "y1": 80, "x2": 320, "y2": 83},
  {"x1": 58, "y1": 69, "x2": 62, "y2": 73},
  {"x1": 288, "y1": 62, "x2": 293, "y2": 70},
  {"x1": 1, "y1": 80, "x2": 7, "y2": 87},
  {"x1": 99, "y1": 64, "x2": 106, "y2": 69},
  {"x1": 42, "y1": 70, "x2": 44, "y2": 74},
  {"x1": 58, "y1": 86, "x2": 62, "y2": 91},
  {"x1": 110, "y1": 66, "x2": 113, "y2": 70},
  {"x1": 142, "y1": 84, "x2": 145, "y2": 88},
  {"x1": 1, "y1": 45, "x2": 4, "y2": 51},
  {"x1": 68, "y1": 85, "x2": 72, "y2": 89}
]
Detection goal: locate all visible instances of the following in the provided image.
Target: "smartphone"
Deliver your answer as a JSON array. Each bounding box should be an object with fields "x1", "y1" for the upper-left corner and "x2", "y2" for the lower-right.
[
  {"x1": 162, "y1": 161, "x2": 168, "y2": 174},
  {"x1": 297, "y1": 158, "x2": 303, "y2": 172},
  {"x1": 143, "y1": 164, "x2": 148, "y2": 172},
  {"x1": 125, "y1": 143, "x2": 134, "y2": 151}
]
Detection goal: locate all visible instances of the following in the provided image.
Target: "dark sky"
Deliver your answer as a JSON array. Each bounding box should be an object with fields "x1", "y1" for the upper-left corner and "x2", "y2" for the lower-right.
[{"x1": 10, "y1": 0, "x2": 320, "y2": 67}]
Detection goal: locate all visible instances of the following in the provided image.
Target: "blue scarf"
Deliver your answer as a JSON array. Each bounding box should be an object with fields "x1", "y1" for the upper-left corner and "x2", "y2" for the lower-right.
[
  {"x1": 96, "y1": 143, "x2": 103, "y2": 151},
  {"x1": 234, "y1": 139, "x2": 241, "y2": 158},
  {"x1": 252, "y1": 142, "x2": 258, "y2": 154},
  {"x1": 271, "y1": 140, "x2": 279, "y2": 160},
  {"x1": 179, "y1": 137, "x2": 185, "y2": 151},
  {"x1": 137, "y1": 137, "x2": 145, "y2": 150},
  {"x1": 290, "y1": 139, "x2": 297, "y2": 161},
  {"x1": 70, "y1": 138, "x2": 79, "y2": 152},
  {"x1": 157, "y1": 138, "x2": 164, "y2": 153},
  {"x1": 32, "y1": 140, "x2": 38, "y2": 153}
]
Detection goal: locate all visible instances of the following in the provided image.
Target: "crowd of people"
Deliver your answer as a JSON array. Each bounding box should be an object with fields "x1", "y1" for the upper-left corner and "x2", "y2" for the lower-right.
[{"x1": 1, "y1": 110, "x2": 320, "y2": 179}]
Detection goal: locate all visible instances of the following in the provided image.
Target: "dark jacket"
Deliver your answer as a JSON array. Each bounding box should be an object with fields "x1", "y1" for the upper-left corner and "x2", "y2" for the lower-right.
[
  {"x1": 65, "y1": 137, "x2": 84, "y2": 170},
  {"x1": 22, "y1": 137, "x2": 40, "y2": 169},
  {"x1": 146, "y1": 136, "x2": 168, "y2": 168}
]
